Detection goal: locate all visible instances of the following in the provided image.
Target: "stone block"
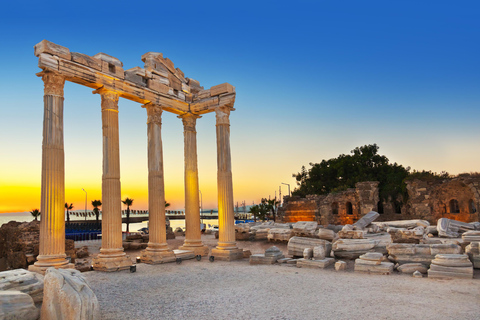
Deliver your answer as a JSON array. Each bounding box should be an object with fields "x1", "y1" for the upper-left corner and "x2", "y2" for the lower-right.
[
  {"x1": 92, "y1": 254, "x2": 131, "y2": 272},
  {"x1": 71, "y1": 52, "x2": 102, "y2": 71},
  {"x1": 335, "y1": 261, "x2": 347, "y2": 271},
  {"x1": 0, "y1": 291, "x2": 39, "y2": 320},
  {"x1": 41, "y1": 268, "x2": 100, "y2": 320},
  {"x1": 76, "y1": 246, "x2": 89, "y2": 259},
  {"x1": 140, "y1": 250, "x2": 176, "y2": 264},
  {"x1": 353, "y1": 211, "x2": 380, "y2": 229},
  {"x1": 316, "y1": 228, "x2": 337, "y2": 241},
  {"x1": 173, "y1": 250, "x2": 195, "y2": 260},
  {"x1": 354, "y1": 261, "x2": 394, "y2": 275},
  {"x1": 0, "y1": 269, "x2": 44, "y2": 303},
  {"x1": 34, "y1": 39, "x2": 71, "y2": 60},
  {"x1": 288, "y1": 237, "x2": 332, "y2": 258},
  {"x1": 296, "y1": 258, "x2": 335, "y2": 269},
  {"x1": 397, "y1": 263, "x2": 428, "y2": 274},
  {"x1": 242, "y1": 250, "x2": 252, "y2": 259},
  {"x1": 265, "y1": 246, "x2": 284, "y2": 260},
  {"x1": 210, "y1": 83, "x2": 235, "y2": 96},
  {"x1": 313, "y1": 246, "x2": 326, "y2": 260},
  {"x1": 93, "y1": 52, "x2": 123, "y2": 67},
  {"x1": 74, "y1": 259, "x2": 91, "y2": 273},
  {"x1": 211, "y1": 248, "x2": 243, "y2": 261},
  {"x1": 125, "y1": 67, "x2": 147, "y2": 87},
  {"x1": 249, "y1": 254, "x2": 277, "y2": 265}
]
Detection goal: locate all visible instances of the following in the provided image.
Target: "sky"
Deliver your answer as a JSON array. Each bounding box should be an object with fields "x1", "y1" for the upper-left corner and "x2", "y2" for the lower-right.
[{"x1": 0, "y1": 1, "x2": 479, "y2": 213}]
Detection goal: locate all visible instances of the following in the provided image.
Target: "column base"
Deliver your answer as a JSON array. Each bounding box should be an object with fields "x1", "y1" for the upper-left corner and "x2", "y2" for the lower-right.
[
  {"x1": 179, "y1": 239, "x2": 209, "y2": 256},
  {"x1": 92, "y1": 251, "x2": 132, "y2": 272},
  {"x1": 28, "y1": 254, "x2": 75, "y2": 275},
  {"x1": 211, "y1": 248, "x2": 244, "y2": 261},
  {"x1": 140, "y1": 247, "x2": 176, "y2": 264}
]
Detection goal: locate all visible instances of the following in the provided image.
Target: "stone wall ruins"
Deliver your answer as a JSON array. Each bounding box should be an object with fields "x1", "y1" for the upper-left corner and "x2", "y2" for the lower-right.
[{"x1": 278, "y1": 177, "x2": 480, "y2": 225}]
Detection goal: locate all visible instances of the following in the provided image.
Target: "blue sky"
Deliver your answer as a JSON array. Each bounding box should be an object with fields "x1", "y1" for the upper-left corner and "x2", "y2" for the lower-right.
[{"x1": 1, "y1": 1, "x2": 479, "y2": 211}]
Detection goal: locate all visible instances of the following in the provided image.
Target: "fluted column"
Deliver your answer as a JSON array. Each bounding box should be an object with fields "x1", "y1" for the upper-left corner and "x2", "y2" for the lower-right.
[
  {"x1": 92, "y1": 88, "x2": 131, "y2": 271},
  {"x1": 211, "y1": 107, "x2": 243, "y2": 261},
  {"x1": 30, "y1": 71, "x2": 73, "y2": 274},
  {"x1": 178, "y1": 113, "x2": 209, "y2": 256},
  {"x1": 141, "y1": 104, "x2": 175, "y2": 263}
]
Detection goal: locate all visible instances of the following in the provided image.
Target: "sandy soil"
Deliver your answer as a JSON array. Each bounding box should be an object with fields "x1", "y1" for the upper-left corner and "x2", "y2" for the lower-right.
[{"x1": 82, "y1": 235, "x2": 480, "y2": 320}]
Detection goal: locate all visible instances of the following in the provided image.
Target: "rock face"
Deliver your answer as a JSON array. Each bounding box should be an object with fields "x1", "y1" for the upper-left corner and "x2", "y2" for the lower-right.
[
  {"x1": 41, "y1": 268, "x2": 100, "y2": 320},
  {"x1": 427, "y1": 254, "x2": 473, "y2": 279},
  {"x1": 0, "y1": 269, "x2": 44, "y2": 303},
  {"x1": 354, "y1": 252, "x2": 393, "y2": 275},
  {"x1": 287, "y1": 237, "x2": 332, "y2": 258},
  {"x1": 0, "y1": 221, "x2": 40, "y2": 271},
  {"x1": 0, "y1": 290, "x2": 39, "y2": 320}
]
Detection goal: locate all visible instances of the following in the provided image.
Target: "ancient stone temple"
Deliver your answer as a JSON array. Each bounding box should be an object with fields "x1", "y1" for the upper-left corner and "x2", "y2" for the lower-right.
[
  {"x1": 30, "y1": 40, "x2": 241, "y2": 273},
  {"x1": 278, "y1": 177, "x2": 480, "y2": 225}
]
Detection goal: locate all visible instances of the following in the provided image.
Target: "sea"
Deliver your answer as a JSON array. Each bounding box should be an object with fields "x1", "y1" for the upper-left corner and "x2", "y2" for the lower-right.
[{"x1": 0, "y1": 211, "x2": 220, "y2": 232}]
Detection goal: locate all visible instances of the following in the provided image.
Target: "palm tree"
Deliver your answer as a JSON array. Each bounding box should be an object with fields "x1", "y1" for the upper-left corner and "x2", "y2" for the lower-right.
[
  {"x1": 30, "y1": 209, "x2": 40, "y2": 221},
  {"x1": 91, "y1": 200, "x2": 102, "y2": 224},
  {"x1": 122, "y1": 198, "x2": 134, "y2": 233},
  {"x1": 65, "y1": 203, "x2": 74, "y2": 223},
  {"x1": 165, "y1": 201, "x2": 171, "y2": 208}
]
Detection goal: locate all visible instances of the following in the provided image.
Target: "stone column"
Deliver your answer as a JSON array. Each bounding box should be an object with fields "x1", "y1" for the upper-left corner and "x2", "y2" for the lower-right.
[
  {"x1": 92, "y1": 88, "x2": 131, "y2": 271},
  {"x1": 30, "y1": 71, "x2": 74, "y2": 274},
  {"x1": 178, "y1": 113, "x2": 209, "y2": 256},
  {"x1": 140, "y1": 104, "x2": 175, "y2": 264},
  {"x1": 211, "y1": 107, "x2": 243, "y2": 261}
]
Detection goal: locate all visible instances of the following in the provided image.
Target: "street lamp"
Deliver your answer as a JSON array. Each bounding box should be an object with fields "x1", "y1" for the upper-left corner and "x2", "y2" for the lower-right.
[
  {"x1": 82, "y1": 188, "x2": 87, "y2": 221},
  {"x1": 281, "y1": 183, "x2": 290, "y2": 197}
]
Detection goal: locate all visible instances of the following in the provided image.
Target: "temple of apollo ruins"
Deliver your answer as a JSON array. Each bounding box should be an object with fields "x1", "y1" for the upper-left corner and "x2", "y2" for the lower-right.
[{"x1": 29, "y1": 39, "x2": 243, "y2": 273}]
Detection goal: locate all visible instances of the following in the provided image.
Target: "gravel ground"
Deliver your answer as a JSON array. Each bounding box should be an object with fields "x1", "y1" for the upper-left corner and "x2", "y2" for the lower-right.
[{"x1": 83, "y1": 235, "x2": 480, "y2": 320}]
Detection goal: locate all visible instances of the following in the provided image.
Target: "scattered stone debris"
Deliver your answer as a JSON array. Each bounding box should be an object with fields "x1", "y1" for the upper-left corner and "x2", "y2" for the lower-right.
[
  {"x1": 354, "y1": 252, "x2": 394, "y2": 275},
  {"x1": 465, "y1": 242, "x2": 479, "y2": 268},
  {"x1": 335, "y1": 261, "x2": 346, "y2": 271}
]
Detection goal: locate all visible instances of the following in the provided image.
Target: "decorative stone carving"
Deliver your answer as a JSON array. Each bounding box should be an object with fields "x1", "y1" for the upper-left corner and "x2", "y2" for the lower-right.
[
  {"x1": 99, "y1": 89, "x2": 119, "y2": 112},
  {"x1": 145, "y1": 104, "x2": 163, "y2": 125},
  {"x1": 41, "y1": 268, "x2": 100, "y2": 320},
  {"x1": 179, "y1": 113, "x2": 200, "y2": 132},
  {"x1": 42, "y1": 71, "x2": 65, "y2": 96}
]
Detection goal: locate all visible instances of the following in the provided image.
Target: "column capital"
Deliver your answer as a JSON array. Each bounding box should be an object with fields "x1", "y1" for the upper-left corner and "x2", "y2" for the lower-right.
[
  {"x1": 38, "y1": 71, "x2": 65, "y2": 96},
  {"x1": 178, "y1": 112, "x2": 201, "y2": 132},
  {"x1": 143, "y1": 103, "x2": 163, "y2": 126},
  {"x1": 215, "y1": 106, "x2": 233, "y2": 126},
  {"x1": 94, "y1": 88, "x2": 119, "y2": 112}
]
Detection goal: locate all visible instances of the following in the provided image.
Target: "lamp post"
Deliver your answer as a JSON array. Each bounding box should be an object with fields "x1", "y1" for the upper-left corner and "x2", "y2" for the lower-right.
[
  {"x1": 82, "y1": 188, "x2": 87, "y2": 221},
  {"x1": 281, "y1": 183, "x2": 290, "y2": 197}
]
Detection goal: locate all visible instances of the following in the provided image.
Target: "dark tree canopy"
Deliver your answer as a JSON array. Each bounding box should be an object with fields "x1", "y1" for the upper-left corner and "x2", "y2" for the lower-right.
[{"x1": 292, "y1": 144, "x2": 411, "y2": 203}]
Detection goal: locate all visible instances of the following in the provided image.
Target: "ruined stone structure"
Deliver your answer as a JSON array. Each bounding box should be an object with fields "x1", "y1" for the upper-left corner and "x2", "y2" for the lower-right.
[
  {"x1": 278, "y1": 177, "x2": 480, "y2": 225},
  {"x1": 31, "y1": 40, "x2": 240, "y2": 273}
]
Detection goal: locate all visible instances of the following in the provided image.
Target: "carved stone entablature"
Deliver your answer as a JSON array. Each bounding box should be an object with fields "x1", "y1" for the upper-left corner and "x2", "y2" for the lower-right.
[
  {"x1": 40, "y1": 71, "x2": 65, "y2": 97},
  {"x1": 179, "y1": 113, "x2": 201, "y2": 132},
  {"x1": 215, "y1": 106, "x2": 232, "y2": 126},
  {"x1": 144, "y1": 104, "x2": 163, "y2": 126}
]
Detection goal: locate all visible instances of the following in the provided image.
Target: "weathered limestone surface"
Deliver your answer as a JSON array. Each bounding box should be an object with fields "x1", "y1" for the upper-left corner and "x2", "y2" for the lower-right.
[
  {"x1": 355, "y1": 252, "x2": 393, "y2": 275},
  {"x1": 296, "y1": 258, "x2": 335, "y2": 269},
  {"x1": 0, "y1": 290, "x2": 39, "y2": 320},
  {"x1": 437, "y1": 218, "x2": 479, "y2": 238},
  {"x1": 397, "y1": 263, "x2": 428, "y2": 274},
  {"x1": 267, "y1": 229, "x2": 293, "y2": 242},
  {"x1": 287, "y1": 237, "x2": 332, "y2": 258},
  {"x1": 0, "y1": 221, "x2": 40, "y2": 271},
  {"x1": 388, "y1": 226, "x2": 425, "y2": 243},
  {"x1": 338, "y1": 225, "x2": 365, "y2": 239},
  {"x1": 249, "y1": 246, "x2": 284, "y2": 265},
  {"x1": 332, "y1": 239, "x2": 378, "y2": 259},
  {"x1": 373, "y1": 220, "x2": 430, "y2": 229},
  {"x1": 387, "y1": 243, "x2": 462, "y2": 265},
  {"x1": 173, "y1": 250, "x2": 195, "y2": 260},
  {"x1": 41, "y1": 268, "x2": 99, "y2": 320},
  {"x1": 462, "y1": 231, "x2": 480, "y2": 242},
  {"x1": 316, "y1": 228, "x2": 337, "y2": 241},
  {"x1": 353, "y1": 211, "x2": 380, "y2": 229},
  {"x1": 0, "y1": 269, "x2": 44, "y2": 303},
  {"x1": 335, "y1": 261, "x2": 347, "y2": 271},
  {"x1": 465, "y1": 242, "x2": 480, "y2": 268},
  {"x1": 293, "y1": 221, "x2": 318, "y2": 237},
  {"x1": 427, "y1": 254, "x2": 473, "y2": 279}
]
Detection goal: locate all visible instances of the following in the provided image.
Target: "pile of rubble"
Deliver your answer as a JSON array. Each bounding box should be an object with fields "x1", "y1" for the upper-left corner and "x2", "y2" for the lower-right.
[{"x1": 242, "y1": 212, "x2": 479, "y2": 279}]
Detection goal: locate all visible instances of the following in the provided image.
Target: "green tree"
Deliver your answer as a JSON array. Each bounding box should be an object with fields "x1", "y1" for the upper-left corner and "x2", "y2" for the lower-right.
[
  {"x1": 122, "y1": 198, "x2": 134, "y2": 233},
  {"x1": 91, "y1": 200, "x2": 102, "y2": 224},
  {"x1": 165, "y1": 201, "x2": 171, "y2": 208},
  {"x1": 65, "y1": 203, "x2": 73, "y2": 223},
  {"x1": 264, "y1": 198, "x2": 280, "y2": 222},
  {"x1": 30, "y1": 209, "x2": 40, "y2": 221},
  {"x1": 292, "y1": 144, "x2": 411, "y2": 205}
]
